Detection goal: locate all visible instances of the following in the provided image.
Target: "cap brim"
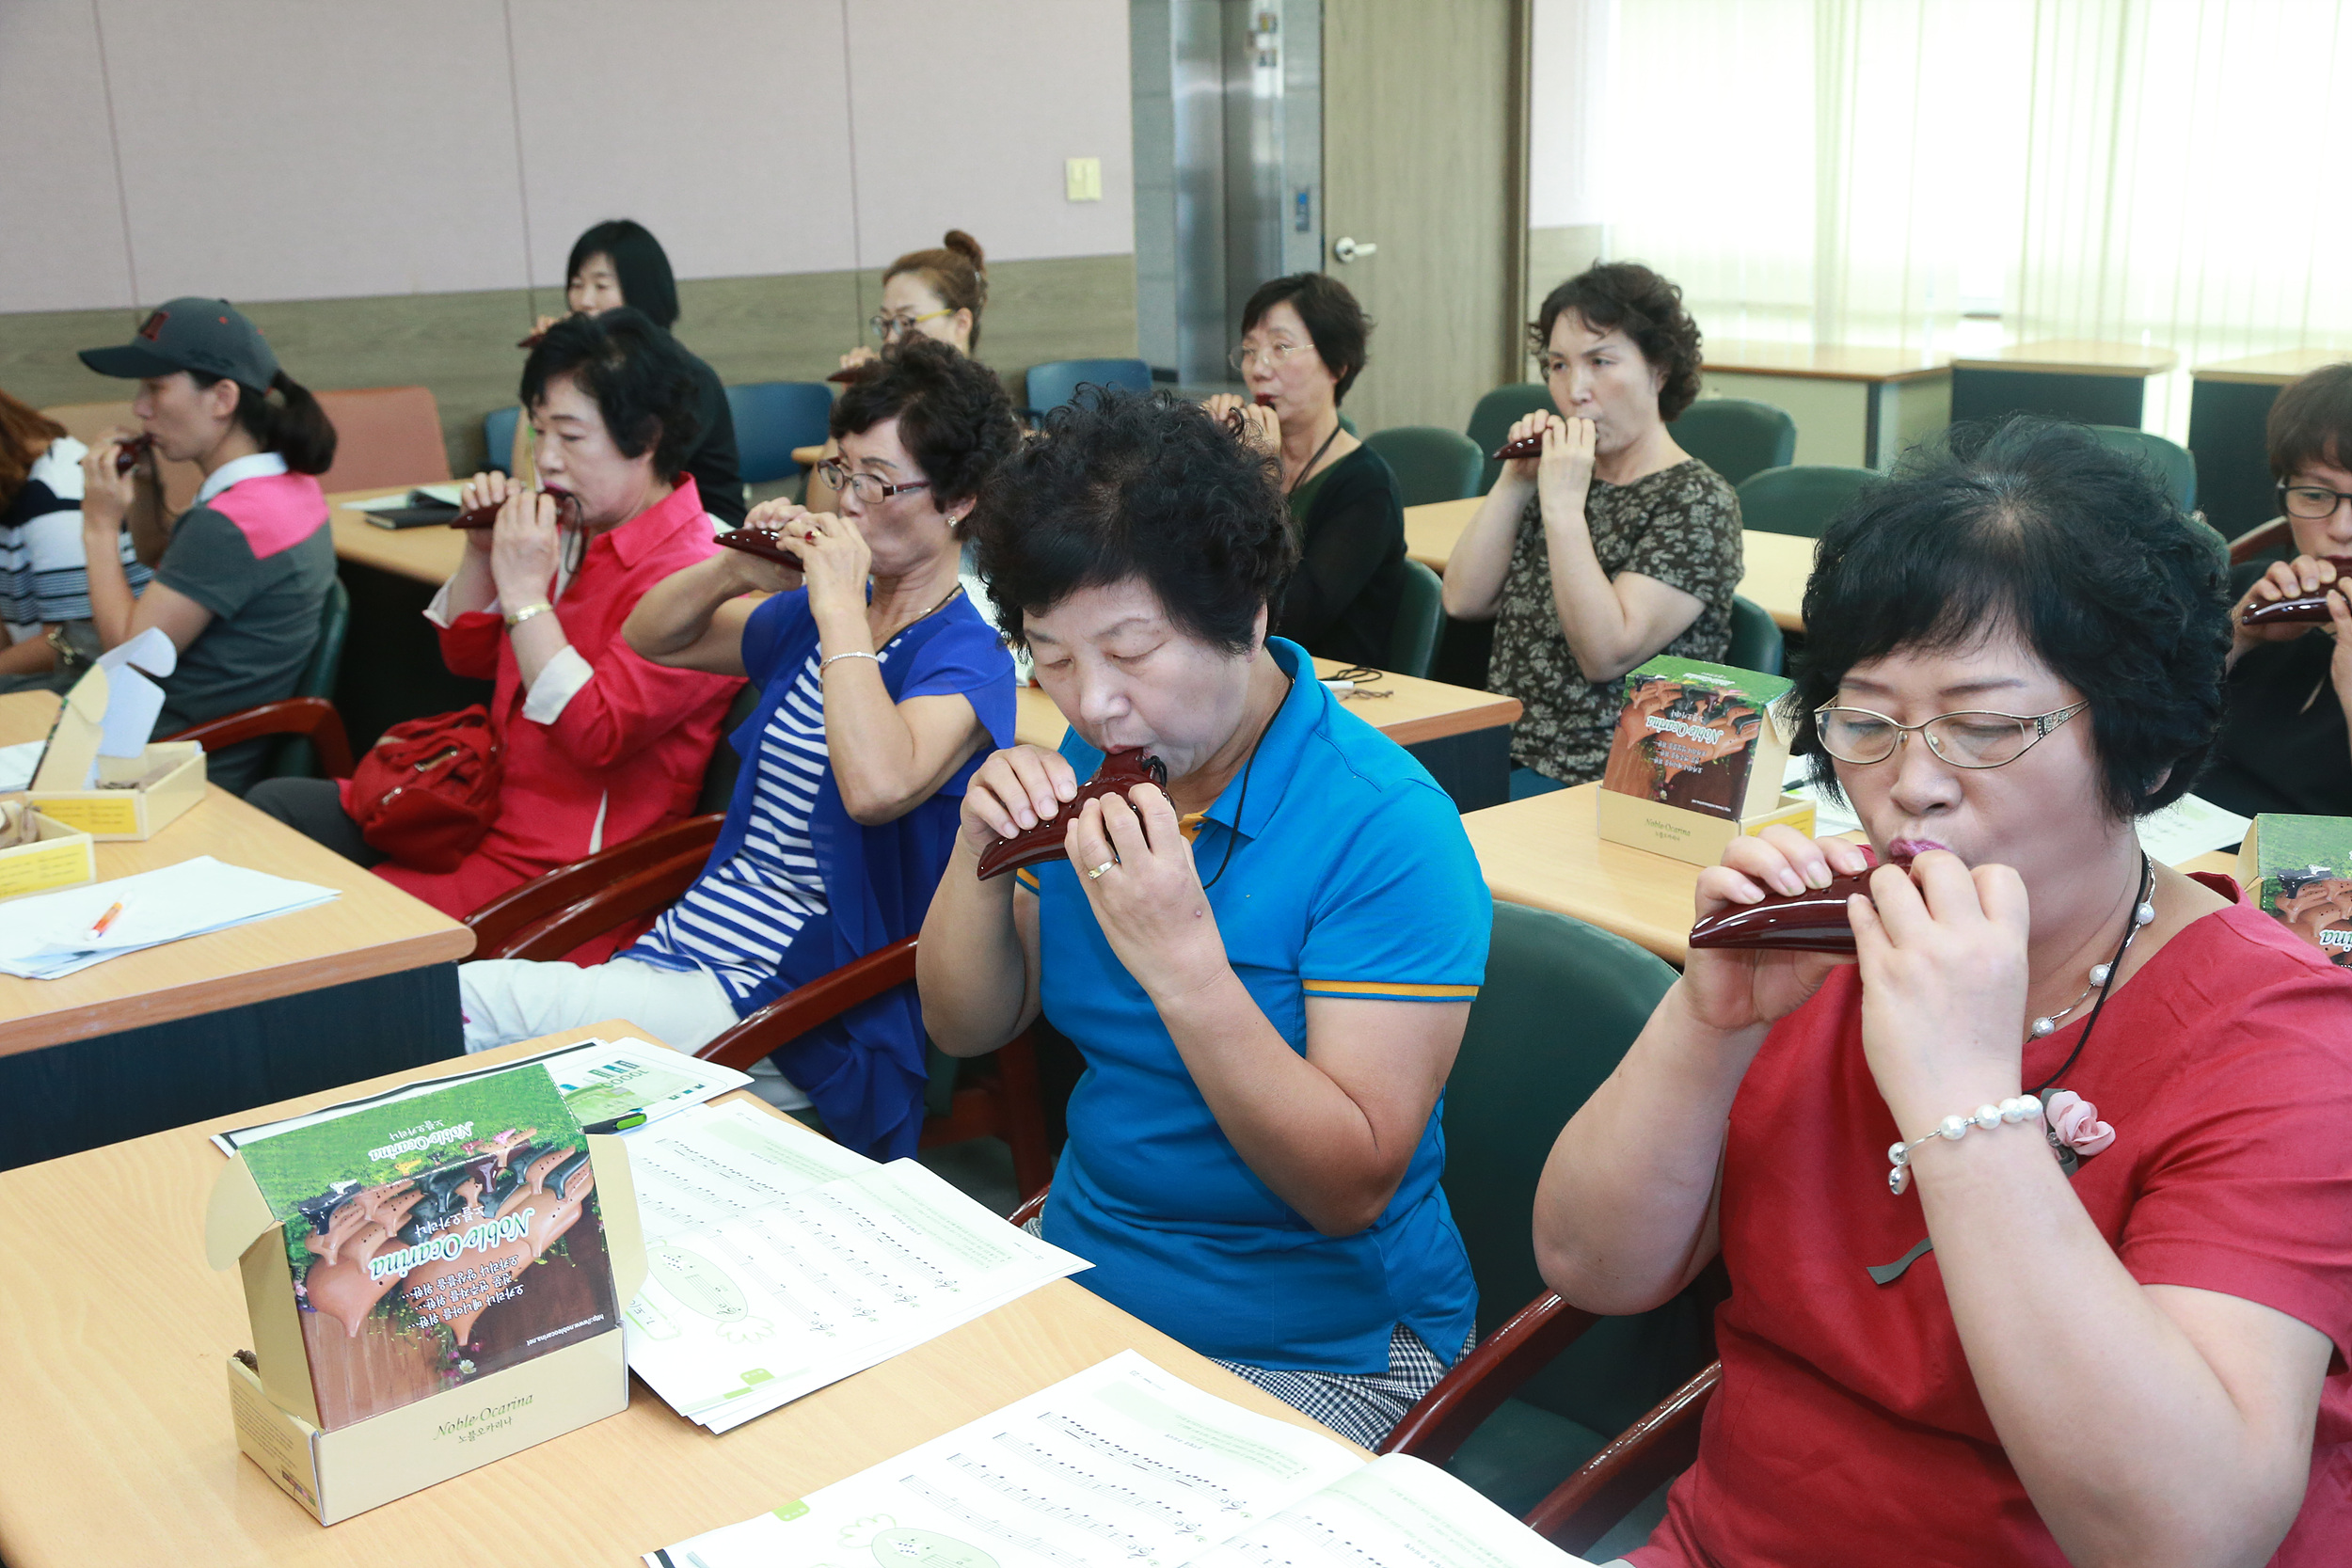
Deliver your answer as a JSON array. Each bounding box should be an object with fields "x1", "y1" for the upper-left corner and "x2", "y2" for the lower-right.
[{"x1": 78, "y1": 342, "x2": 183, "y2": 380}]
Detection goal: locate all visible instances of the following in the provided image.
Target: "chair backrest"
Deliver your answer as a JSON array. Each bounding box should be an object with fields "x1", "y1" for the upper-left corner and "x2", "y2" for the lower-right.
[
  {"x1": 1467, "y1": 382, "x2": 1556, "y2": 494},
  {"x1": 2089, "y1": 424, "x2": 2197, "y2": 514},
  {"x1": 1441, "y1": 903, "x2": 1714, "y2": 1439},
  {"x1": 1363, "y1": 426, "x2": 1486, "y2": 507},
  {"x1": 483, "y1": 405, "x2": 520, "y2": 476},
  {"x1": 1676, "y1": 398, "x2": 1797, "y2": 486},
  {"x1": 1025, "y1": 358, "x2": 1153, "y2": 418},
  {"x1": 313, "y1": 387, "x2": 452, "y2": 491},
  {"x1": 1386, "y1": 559, "x2": 1447, "y2": 679},
  {"x1": 695, "y1": 681, "x2": 767, "y2": 816},
  {"x1": 727, "y1": 381, "x2": 835, "y2": 483},
  {"x1": 1726, "y1": 594, "x2": 1785, "y2": 676},
  {"x1": 1734, "y1": 463, "x2": 1879, "y2": 540},
  {"x1": 40, "y1": 401, "x2": 203, "y2": 512},
  {"x1": 265, "y1": 576, "x2": 353, "y2": 780}
]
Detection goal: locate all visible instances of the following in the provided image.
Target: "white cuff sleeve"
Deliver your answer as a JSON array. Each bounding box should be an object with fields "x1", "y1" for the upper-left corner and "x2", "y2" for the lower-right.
[
  {"x1": 423, "y1": 578, "x2": 499, "y2": 629},
  {"x1": 522, "y1": 643, "x2": 596, "y2": 724}
]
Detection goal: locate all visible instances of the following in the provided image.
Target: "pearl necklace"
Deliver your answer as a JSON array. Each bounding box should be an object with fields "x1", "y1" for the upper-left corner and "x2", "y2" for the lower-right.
[{"x1": 2026, "y1": 853, "x2": 2156, "y2": 1042}]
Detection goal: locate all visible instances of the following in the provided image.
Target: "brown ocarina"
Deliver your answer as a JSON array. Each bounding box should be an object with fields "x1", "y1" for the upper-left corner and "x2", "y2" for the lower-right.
[
  {"x1": 516, "y1": 329, "x2": 545, "y2": 349},
  {"x1": 826, "y1": 366, "x2": 866, "y2": 384},
  {"x1": 976, "y1": 750, "x2": 1168, "y2": 880},
  {"x1": 114, "y1": 434, "x2": 154, "y2": 474},
  {"x1": 452, "y1": 489, "x2": 584, "y2": 530},
  {"x1": 1687, "y1": 854, "x2": 1915, "y2": 954},
  {"x1": 716, "y1": 525, "x2": 804, "y2": 570},
  {"x1": 1491, "y1": 432, "x2": 1545, "y2": 461},
  {"x1": 2240, "y1": 556, "x2": 2352, "y2": 626}
]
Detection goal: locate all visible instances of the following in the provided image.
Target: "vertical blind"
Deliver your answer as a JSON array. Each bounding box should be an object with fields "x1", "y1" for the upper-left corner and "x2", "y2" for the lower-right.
[{"x1": 1606, "y1": 0, "x2": 2352, "y2": 438}]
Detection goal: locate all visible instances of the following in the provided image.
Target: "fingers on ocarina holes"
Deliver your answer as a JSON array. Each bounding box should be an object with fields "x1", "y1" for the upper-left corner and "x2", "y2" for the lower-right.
[
  {"x1": 976, "y1": 752, "x2": 1169, "y2": 880},
  {"x1": 717, "y1": 526, "x2": 804, "y2": 569},
  {"x1": 1686, "y1": 857, "x2": 1913, "y2": 954},
  {"x1": 2242, "y1": 558, "x2": 2352, "y2": 626},
  {"x1": 1490, "y1": 432, "x2": 1545, "y2": 461}
]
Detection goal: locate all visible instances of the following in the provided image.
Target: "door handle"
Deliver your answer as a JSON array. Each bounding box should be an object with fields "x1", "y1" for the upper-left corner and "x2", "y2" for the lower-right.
[{"x1": 1332, "y1": 236, "x2": 1377, "y2": 263}]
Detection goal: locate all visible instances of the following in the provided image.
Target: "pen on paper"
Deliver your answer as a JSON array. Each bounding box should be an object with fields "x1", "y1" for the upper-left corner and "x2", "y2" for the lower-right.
[{"x1": 87, "y1": 900, "x2": 125, "y2": 941}]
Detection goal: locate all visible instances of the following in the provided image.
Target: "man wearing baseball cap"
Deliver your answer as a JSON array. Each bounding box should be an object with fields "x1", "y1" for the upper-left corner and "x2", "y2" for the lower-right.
[{"x1": 73, "y1": 298, "x2": 340, "y2": 794}]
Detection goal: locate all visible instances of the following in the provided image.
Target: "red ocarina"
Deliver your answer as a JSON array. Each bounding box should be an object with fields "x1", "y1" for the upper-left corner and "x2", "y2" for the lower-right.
[
  {"x1": 1491, "y1": 432, "x2": 1545, "y2": 461},
  {"x1": 2240, "y1": 556, "x2": 2352, "y2": 626},
  {"x1": 1686, "y1": 854, "x2": 1914, "y2": 954},
  {"x1": 826, "y1": 365, "x2": 869, "y2": 385},
  {"x1": 452, "y1": 489, "x2": 584, "y2": 530},
  {"x1": 113, "y1": 434, "x2": 153, "y2": 475},
  {"x1": 976, "y1": 751, "x2": 1168, "y2": 880},
  {"x1": 716, "y1": 526, "x2": 804, "y2": 570},
  {"x1": 516, "y1": 329, "x2": 545, "y2": 349}
]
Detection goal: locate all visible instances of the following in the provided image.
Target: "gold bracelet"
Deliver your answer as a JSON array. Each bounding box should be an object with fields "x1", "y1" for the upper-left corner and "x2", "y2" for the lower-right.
[{"x1": 503, "y1": 601, "x2": 554, "y2": 628}]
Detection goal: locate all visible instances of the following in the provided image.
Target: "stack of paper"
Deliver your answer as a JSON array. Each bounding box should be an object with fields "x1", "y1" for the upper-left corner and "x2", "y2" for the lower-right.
[
  {"x1": 621, "y1": 1101, "x2": 1089, "y2": 1433},
  {"x1": 651, "y1": 1352, "x2": 1596, "y2": 1568},
  {"x1": 0, "y1": 855, "x2": 338, "y2": 979},
  {"x1": 0, "y1": 740, "x2": 40, "y2": 792}
]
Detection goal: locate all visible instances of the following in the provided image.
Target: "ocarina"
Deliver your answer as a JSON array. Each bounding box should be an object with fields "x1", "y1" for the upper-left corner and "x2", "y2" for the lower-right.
[
  {"x1": 452, "y1": 489, "x2": 584, "y2": 530},
  {"x1": 1221, "y1": 394, "x2": 1279, "y2": 436},
  {"x1": 2240, "y1": 556, "x2": 2352, "y2": 626},
  {"x1": 825, "y1": 365, "x2": 866, "y2": 385},
  {"x1": 717, "y1": 525, "x2": 804, "y2": 570},
  {"x1": 516, "y1": 329, "x2": 545, "y2": 349},
  {"x1": 1491, "y1": 432, "x2": 1546, "y2": 461},
  {"x1": 113, "y1": 434, "x2": 153, "y2": 474},
  {"x1": 1686, "y1": 854, "x2": 1915, "y2": 954},
  {"x1": 976, "y1": 750, "x2": 1169, "y2": 880}
]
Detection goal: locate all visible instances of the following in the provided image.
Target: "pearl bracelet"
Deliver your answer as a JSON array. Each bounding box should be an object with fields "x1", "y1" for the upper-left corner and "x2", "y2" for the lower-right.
[
  {"x1": 820, "y1": 650, "x2": 880, "y2": 673},
  {"x1": 1886, "y1": 1094, "x2": 2042, "y2": 1196}
]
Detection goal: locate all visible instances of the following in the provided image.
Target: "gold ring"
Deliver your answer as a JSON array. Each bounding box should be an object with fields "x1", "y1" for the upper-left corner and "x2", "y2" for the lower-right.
[{"x1": 1085, "y1": 860, "x2": 1117, "y2": 879}]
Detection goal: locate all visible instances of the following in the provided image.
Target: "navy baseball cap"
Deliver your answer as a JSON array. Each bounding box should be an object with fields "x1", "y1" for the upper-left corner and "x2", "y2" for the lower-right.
[{"x1": 79, "y1": 297, "x2": 279, "y2": 393}]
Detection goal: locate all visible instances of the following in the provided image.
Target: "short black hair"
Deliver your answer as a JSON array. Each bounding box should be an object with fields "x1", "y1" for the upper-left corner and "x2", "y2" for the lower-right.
[
  {"x1": 1531, "y1": 261, "x2": 1704, "y2": 420},
  {"x1": 567, "y1": 219, "x2": 679, "y2": 328},
  {"x1": 832, "y1": 337, "x2": 1020, "y2": 507},
  {"x1": 520, "y1": 307, "x2": 700, "y2": 480},
  {"x1": 1240, "y1": 273, "x2": 1372, "y2": 404},
  {"x1": 1788, "y1": 417, "x2": 2232, "y2": 820},
  {"x1": 966, "y1": 388, "x2": 1298, "y2": 655},
  {"x1": 2266, "y1": 360, "x2": 2352, "y2": 481}
]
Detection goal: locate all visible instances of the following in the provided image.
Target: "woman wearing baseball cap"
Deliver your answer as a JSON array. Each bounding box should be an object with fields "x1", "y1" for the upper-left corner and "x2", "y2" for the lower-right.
[{"x1": 76, "y1": 296, "x2": 339, "y2": 794}]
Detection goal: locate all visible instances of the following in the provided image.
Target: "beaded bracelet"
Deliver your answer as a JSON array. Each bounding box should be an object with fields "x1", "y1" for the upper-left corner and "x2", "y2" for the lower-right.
[{"x1": 1886, "y1": 1094, "x2": 2042, "y2": 1196}]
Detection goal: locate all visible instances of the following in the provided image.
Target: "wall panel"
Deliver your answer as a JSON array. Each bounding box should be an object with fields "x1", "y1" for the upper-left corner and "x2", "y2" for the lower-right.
[{"x1": 0, "y1": 2, "x2": 136, "y2": 314}]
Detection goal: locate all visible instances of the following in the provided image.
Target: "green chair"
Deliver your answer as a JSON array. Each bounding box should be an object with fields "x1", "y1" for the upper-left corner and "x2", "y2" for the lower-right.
[
  {"x1": 1735, "y1": 464, "x2": 1879, "y2": 540},
  {"x1": 275, "y1": 577, "x2": 351, "y2": 779},
  {"x1": 2089, "y1": 424, "x2": 2197, "y2": 514},
  {"x1": 1364, "y1": 426, "x2": 1486, "y2": 507},
  {"x1": 1726, "y1": 593, "x2": 1786, "y2": 676},
  {"x1": 1387, "y1": 559, "x2": 1446, "y2": 679},
  {"x1": 1385, "y1": 904, "x2": 1716, "y2": 1546},
  {"x1": 1675, "y1": 398, "x2": 1796, "y2": 486},
  {"x1": 1468, "y1": 382, "x2": 1557, "y2": 494}
]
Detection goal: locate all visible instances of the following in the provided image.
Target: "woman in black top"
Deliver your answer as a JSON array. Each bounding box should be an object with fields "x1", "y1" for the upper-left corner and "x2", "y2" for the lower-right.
[
  {"x1": 1205, "y1": 274, "x2": 1408, "y2": 669},
  {"x1": 2197, "y1": 363, "x2": 2352, "y2": 817},
  {"x1": 525, "y1": 220, "x2": 745, "y2": 526}
]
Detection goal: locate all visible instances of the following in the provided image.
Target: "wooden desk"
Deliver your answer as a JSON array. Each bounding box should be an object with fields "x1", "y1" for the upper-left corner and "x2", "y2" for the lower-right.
[
  {"x1": 328, "y1": 484, "x2": 469, "y2": 587},
  {"x1": 1014, "y1": 657, "x2": 1526, "y2": 812},
  {"x1": 2188, "y1": 348, "x2": 2350, "y2": 538},
  {"x1": 1701, "y1": 340, "x2": 1953, "y2": 468},
  {"x1": 0, "y1": 691, "x2": 471, "y2": 1165},
  {"x1": 1403, "y1": 499, "x2": 1816, "y2": 634},
  {"x1": 792, "y1": 442, "x2": 827, "y2": 469},
  {"x1": 0, "y1": 1023, "x2": 1356, "y2": 1568},
  {"x1": 1949, "y1": 340, "x2": 2179, "y2": 430},
  {"x1": 1463, "y1": 782, "x2": 2243, "y2": 967},
  {"x1": 325, "y1": 485, "x2": 491, "y2": 749}
]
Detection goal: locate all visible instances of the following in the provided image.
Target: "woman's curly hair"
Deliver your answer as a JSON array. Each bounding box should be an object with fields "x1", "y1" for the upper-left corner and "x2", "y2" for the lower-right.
[
  {"x1": 1788, "y1": 416, "x2": 2233, "y2": 820},
  {"x1": 833, "y1": 337, "x2": 1020, "y2": 506},
  {"x1": 1530, "y1": 261, "x2": 1705, "y2": 420},
  {"x1": 521, "y1": 307, "x2": 700, "y2": 479},
  {"x1": 964, "y1": 388, "x2": 1298, "y2": 655}
]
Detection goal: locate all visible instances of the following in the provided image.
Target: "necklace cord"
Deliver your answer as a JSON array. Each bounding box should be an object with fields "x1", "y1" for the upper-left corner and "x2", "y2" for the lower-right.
[
  {"x1": 1198, "y1": 673, "x2": 1294, "y2": 892},
  {"x1": 2028, "y1": 850, "x2": 2152, "y2": 1100}
]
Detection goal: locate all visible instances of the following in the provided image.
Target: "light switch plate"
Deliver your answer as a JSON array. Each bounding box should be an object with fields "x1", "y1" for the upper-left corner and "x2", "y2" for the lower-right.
[{"x1": 1064, "y1": 156, "x2": 1103, "y2": 202}]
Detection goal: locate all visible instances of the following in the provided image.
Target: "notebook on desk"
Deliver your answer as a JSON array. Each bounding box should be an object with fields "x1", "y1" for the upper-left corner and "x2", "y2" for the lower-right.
[{"x1": 351, "y1": 486, "x2": 462, "y2": 530}]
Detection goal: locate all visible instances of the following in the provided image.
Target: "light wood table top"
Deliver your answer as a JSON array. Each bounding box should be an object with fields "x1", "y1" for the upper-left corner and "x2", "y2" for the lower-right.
[
  {"x1": 327, "y1": 484, "x2": 467, "y2": 586},
  {"x1": 1403, "y1": 499, "x2": 1817, "y2": 633},
  {"x1": 0, "y1": 691, "x2": 472, "y2": 1056},
  {"x1": 1464, "y1": 782, "x2": 2241, "y2": 967},
  {"x1": 1015, "y1": 657, "x2": 1523, "y2": 752},
  {"x1": 1948, "y1": 339, "x2": 2179, "y2": 377},
  {"x1": 0, "y1": 1022, "x2": 1359, "y2": 1567},
  {"x1": 2191, "y1": 347, "x2": 2351, "y2": 386},
  {"x1": 791, "y1": 442, "x2": 827, "y2": 468},
  {"x1": 1704, "y1": 339, "x2": 1952, "y2": 383}
]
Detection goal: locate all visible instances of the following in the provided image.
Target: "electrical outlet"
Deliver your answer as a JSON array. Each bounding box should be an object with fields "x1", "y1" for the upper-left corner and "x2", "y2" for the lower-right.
[{"x1": 1064, "y1": 157, "x2": 1103, "y2": 203}]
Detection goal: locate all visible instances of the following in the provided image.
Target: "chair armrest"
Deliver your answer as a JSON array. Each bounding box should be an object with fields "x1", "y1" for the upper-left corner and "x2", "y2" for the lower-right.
[
  {"x1": 2229, "y1": 516, "x2": 2295, "y2": 564},
  {"x1": 1007, "y1": 1183, "x2": 1051, "y2": 1231},
  {"x1": 1520, "y1": 1361, "x2": 1721, "y2": 1555},
  {"x1": 1378, "y1": 1291, "x2": 1601, "y2": 1465},
  {"x1": 693, "y1": 934, "x2": 921, "y2": 1070},
  {"x1": 466, "y1": 814, "x2": 723, "y2": 956},
  {"x1": 162, "y1": 697, "x2": 356, "y2": 779},
  {"x1": 479, "y1": 847, "x2": 709, "y2": 962}
]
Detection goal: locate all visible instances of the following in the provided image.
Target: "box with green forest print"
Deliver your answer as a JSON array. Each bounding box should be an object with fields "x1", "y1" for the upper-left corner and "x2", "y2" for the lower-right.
[{"x1": 2237, "y1": 814, "x2": 2352, "y2": 968}]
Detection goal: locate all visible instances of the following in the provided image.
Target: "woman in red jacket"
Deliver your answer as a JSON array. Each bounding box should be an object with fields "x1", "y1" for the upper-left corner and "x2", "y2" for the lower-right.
[{"x1": 251, "y1": 309, "x2": 741, "y2": 957}]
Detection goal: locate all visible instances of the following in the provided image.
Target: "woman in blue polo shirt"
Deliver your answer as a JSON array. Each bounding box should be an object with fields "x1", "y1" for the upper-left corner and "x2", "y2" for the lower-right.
[{"x1": 919, "y1": 389, "x2": 1491, "y2": 1448}]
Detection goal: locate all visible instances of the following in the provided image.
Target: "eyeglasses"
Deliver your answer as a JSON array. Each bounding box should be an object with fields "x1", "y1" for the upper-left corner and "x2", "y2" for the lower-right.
[
  {"x1": 869, "y1": 308, "x2": 954, "y2": 342},
  {"x1": 1229, "y1": 338, "x2": 1312, "y2": 373},
  {"x1": 1813, "y1": 702, "x2": 2088, "y2": 769},
  {"x1": 2277, "y1": 483, "x2": 2352, "y2": 521},
  {"x1": 816, "y1": 456, "x2": 930, "y2": 503}
]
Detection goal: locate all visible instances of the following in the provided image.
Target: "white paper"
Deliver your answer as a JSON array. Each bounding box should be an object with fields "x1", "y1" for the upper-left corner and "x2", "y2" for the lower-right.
[
  {"x1": 0, "y1": 855, "x2": 338, "y2": 979},
  {"x1": 2135, "y1": 793, "x2": 2252, "y2": 867},
  {"x1": 0, "y1": 740, "x2": 40, "y2": 792},
  {"x1": 1780, "y1": 754, "x2": 1863, "y2": 837},
  {"x1": 92, "y1": 627, "x2": 176, "y2": 761},
  {"x1": 625, "y1": 1100, "x2": 875, "y2": 1240},
  {"x1": 650, "y1": 1353, "x2": 1593, "y2": 1568}
]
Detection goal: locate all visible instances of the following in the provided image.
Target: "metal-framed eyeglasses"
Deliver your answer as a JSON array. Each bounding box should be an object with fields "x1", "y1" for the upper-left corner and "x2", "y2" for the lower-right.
[
  {"x1": 816, "y1": 456, "x2": 930, "y2": 504},
  {"x1": 1813, "y1": 701, "x2": 2089, "y2": 769},
  {"x1": 1229, "y1": 337, "x2": 1311, "y2": 374},
  {"x1": 869, "y1": 307, "x2": 954, "y2": 342},
  {"x1": 2277, "y1": 482, "x2": 2352, "y2": 521}
]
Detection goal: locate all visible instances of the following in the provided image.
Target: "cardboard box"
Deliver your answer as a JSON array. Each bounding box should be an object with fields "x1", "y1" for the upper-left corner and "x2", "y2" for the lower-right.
[
  {"x1": 206, "y1": 1124, "x2": 646, "y2": 1525},
  {"x1": 1598, "y1": 656, "x2": 1798, "y2": 824},
  {"x1": 23, "y1": 741, "x2": 204, "y2": 840},
  {"x1": 0, "y1": 807, "x2": 98, "y2": 904},
  {"x1": 1597, "y1": 786, "x2": 1818, "y2": 868},
  {"x1": 2236, "y1": 815, "x2": 2352, "y2": 968}
]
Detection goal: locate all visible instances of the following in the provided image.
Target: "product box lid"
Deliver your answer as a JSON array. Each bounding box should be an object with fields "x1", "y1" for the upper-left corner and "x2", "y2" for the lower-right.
[
  {"x1": 1599, "y1": 656, "x2": 1798, "y2": 823},
  {"x1": 2237, "y1": 814, "x2": 2352, "y2": 968}
]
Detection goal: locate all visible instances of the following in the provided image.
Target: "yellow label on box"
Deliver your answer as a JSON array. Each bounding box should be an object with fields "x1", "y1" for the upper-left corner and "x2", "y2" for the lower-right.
[
  {"x1": 33, "y1": 795, "x2": 140, "y2": 837},
  {"x1": 0, "y1": 836, "x2": 93, "y2": 898}
]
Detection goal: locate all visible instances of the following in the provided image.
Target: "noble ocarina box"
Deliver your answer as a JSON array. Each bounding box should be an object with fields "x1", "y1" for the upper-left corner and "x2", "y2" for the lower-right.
[
  {"x1": 204, "y1": 1067, "x2": 647, "y2": 1526},
  {"x1": 1597, "y1": 655, "x2": 1807, "y2": 866},
  {"x1": 12, "y1": 665, "x2": 205, "y2": 840}
]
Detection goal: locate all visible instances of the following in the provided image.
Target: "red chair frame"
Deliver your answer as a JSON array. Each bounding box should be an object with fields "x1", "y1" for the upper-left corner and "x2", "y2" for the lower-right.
[{"x1": 162, "y1": 696, "x2": 356, "y2": 780}]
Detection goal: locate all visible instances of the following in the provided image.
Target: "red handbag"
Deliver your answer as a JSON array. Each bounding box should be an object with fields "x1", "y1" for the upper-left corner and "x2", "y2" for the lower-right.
[{"x1": 349, "y1": 705, "x2": 504, "y2": 872}]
